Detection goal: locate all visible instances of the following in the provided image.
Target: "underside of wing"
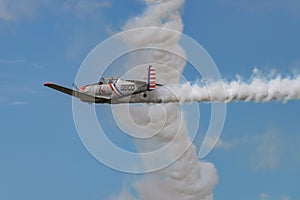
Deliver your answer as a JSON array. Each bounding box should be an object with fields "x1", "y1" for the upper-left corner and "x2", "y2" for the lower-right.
[{"x1": 44, "y1": 82, "x2": 111, "y2": 103}]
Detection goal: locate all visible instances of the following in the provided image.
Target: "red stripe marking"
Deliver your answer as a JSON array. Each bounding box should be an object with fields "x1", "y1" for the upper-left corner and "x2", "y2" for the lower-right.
[
  {"x1": 110, "y1": 84, "x2": 120, "y2": 96},
  {"x1": 109, "y1": 84, "x2": 114, "y2": 90}
]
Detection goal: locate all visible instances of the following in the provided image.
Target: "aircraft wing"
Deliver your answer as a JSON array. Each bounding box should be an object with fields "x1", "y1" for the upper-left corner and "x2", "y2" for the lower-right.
[{"x1": 44, "y1": 82, "x2": 111, "y2": 103}]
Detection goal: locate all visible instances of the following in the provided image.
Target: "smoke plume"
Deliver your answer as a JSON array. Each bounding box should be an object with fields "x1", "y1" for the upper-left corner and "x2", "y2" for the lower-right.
[
  {"x1": 113, "y1": 0, "x2": 218, "y2": 200},
  {"x1": 158, "y1": 70, "x2": 300, "y2": 103}
]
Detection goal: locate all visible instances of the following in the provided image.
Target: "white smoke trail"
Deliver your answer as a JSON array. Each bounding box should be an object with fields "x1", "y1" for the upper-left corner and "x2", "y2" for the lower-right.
[
  {"x1": 112, "y1": 0, "x2": 218, "y2": 200},
  {"x1": 158, "y1": 72, "x2": 300, "y2": 103}
]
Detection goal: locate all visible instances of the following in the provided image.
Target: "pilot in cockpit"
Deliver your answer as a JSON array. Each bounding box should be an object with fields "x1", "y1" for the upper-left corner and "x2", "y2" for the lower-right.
[{"x1": 99, "y1": 77, "x2": 104, "y2": 85}]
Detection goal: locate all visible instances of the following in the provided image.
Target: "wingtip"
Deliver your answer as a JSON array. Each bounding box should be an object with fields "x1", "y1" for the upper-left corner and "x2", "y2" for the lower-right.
[{"x1": 44, "y1": 82, "x2": 52, "y2": 86}]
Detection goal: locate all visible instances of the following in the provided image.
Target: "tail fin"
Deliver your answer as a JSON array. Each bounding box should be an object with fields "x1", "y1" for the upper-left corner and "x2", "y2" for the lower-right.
[{"x1": 147, "y1": 65, "x2": 156, "y2": 91}]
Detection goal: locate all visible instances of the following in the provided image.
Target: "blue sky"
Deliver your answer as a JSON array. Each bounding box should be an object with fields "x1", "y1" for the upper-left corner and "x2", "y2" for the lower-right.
[{"x1": 1, "y1": 0, "x2": 300, "y2": 200}]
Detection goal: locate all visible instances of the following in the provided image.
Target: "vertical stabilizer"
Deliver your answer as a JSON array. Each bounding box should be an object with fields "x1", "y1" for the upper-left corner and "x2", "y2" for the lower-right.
[{"x1": 147, "y1": 65, "x2": 156, "y2": 91}]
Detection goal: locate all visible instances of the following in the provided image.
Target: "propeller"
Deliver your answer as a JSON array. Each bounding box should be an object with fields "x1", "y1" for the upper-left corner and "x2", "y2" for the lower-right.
[{"x1": 72, "y1": 83, "x2": 79, "y2": 90}]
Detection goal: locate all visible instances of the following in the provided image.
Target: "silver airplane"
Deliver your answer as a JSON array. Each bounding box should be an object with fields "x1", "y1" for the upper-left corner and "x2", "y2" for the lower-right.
[{"x1": 44, "y1": 66, "x2": 163, "y2": 104}]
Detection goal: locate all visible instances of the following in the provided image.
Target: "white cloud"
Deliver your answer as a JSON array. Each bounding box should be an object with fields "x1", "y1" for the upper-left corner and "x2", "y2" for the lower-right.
[
  {"x1": 0, "y1": 97, "x2": 5, "y2": 103},
  {"x1": 250, "y1": 131, "x2": 284, "y2": 170},
  {"x1": 289, "y1": 60, "x2": 300, "y2": 74},
  {"x1": 63, "y1": 0, "x2": 112, "y2": 60},
  {"x1": 216, "y1": 129, "x2": 300, "y2": 171},
  {"x1": 258, "y1": 193, "x2": 292, "y2": 200},
  {"x1": 63, "y1": 0, "x2": 111, "y2": 19},
  {"x1": 0, "y1": 0, "x2": 112, "y2": 60},
  {"x1": 0, "y1": 58, "x2": 25, "y2": 64},
  {"x1": 0, "y1": 0, "x2": 15, "y2": 20},
  {"x1": 281, "y1": 195, "x2": 291, "y2": 200},
  {"x1": 110, "y1": 189, "x2": 137, "y2": 200},
  {"x1": 219, "y1": 0, "x2": 300, "y2": 18},
  {"x1": 105, "y1": 24, "x2": 118, "y2": 35},
  {"x1": 212, "y1": 136, "x2": 251, "y2": 151},
  {"x1": 0, "y1": 0, "x2": 111, "y2": 22},
  {"x1": 9, "y1": 101, "x2": 27, "y2": 106},
  {"x1": 65, "y1": 25, "x2": 103, "y2": 60},
  {"x1": 260, "y1": 193, "x2": 271, "y2": 200},
  {"x1": 0, "y1": 0, "x2": 50, "y2": 21},
  {"x1": 205, "y1": 137, "x2": 234, "y2": 151}
]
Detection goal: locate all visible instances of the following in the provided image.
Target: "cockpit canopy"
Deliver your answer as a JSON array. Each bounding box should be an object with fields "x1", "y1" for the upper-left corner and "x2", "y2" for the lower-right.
[{"x1": 99, "y1": 77, "x2": 120, "y2": 85}]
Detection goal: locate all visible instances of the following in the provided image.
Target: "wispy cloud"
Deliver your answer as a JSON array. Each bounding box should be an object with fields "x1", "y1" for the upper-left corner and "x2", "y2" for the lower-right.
[
  {"x1": 0, "y1": 0, "x2": 50, "y2": 21},
  {"x1": 0, "y1": 0, "x2": 14, "y2": 21},
  {"x1": 220, "y1": 0, "x2": 300, "y2": 18},
  {"x1": 260, "y1": 193, "x2": 271, "y2": 200},
  {"x1": 250, "y1": 131, "x2": 284, "y2": 170},
  {"x1": 0, "y1": 85, "x2": 35, "y2": 106},
  {"x1": 202, "y1": 137, "x2": 235, "y2": 152},
  {"x1": 63, "y1": 0, "x2": 112, "y2": 19},
  {"x1": 0, "y1": 0, "x2": 112, "y2": 60},
  {"x1": 0, "y1": 58, "x2": 46, "y2": 70},
  {"x1": 0, "y1": 84, "x2": 37, "y2": 108},
  {"x1": 281, "y1": 195, "x2": 291, "y2": 200},
  {"x1": 289, "y1": 59, "x2": 300, "y2": 74},
  {"x1": 0, "y1": 85, "x2": 36, "y2": 94},
  {"x1": 216, "y1": 129, "x2": 300, "y2": 170},
  {"x1": 64, "y1": 0, "x2": 112, "y2": 60},
  {"x1": 9, "y1": 101, "x2": 28, "y2": 106},
  {"x1": 0, "y1": 0, "x2": 111, "y2": 22},
  {"x1": 211, "y1": 137, "x2": 246, "y2": 151},
  {"x1": 259, "y1": 193, "x2": 291, "y2": 200},
  {"x1": 105, "y1": 24, "x2": 118, "y2": 36},
  {"x1": 0, "y1": 59, "x2": 25, "y2": 64},
  {"x1": 111, "y1": 189, "x2": 138, "y2": 200}
]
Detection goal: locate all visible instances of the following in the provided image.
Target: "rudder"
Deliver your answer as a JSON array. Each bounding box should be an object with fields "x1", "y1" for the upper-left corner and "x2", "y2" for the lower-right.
[{"x1": 147, "y1": 65, "x2": 156, "y2": 91}]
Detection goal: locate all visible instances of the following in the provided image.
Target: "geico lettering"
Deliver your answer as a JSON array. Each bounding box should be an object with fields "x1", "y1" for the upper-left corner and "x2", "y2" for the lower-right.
[{"x1": 121, "y1": 84, "x2": 135, "y2": 91}]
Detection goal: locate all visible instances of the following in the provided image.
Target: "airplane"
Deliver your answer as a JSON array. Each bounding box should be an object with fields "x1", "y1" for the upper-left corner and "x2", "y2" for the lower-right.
[{"x1": 44, "y1": 65, "x2": 163, "y2": 104}]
